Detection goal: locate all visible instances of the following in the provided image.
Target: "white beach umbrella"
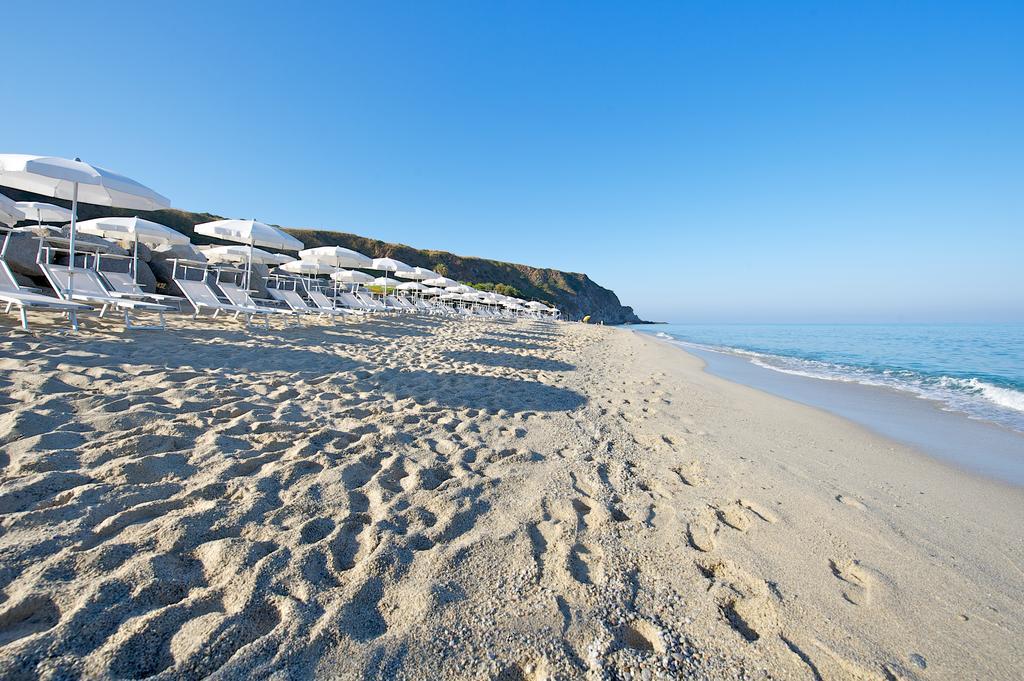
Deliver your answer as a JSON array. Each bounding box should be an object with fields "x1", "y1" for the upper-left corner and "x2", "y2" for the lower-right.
[
  {"x1": 280, "y1": 258, "x2": 335, "y2": 291},
  {"x1": 372, "y1": 276, "x2": 402, "y2": 288},
  {"x1": 194, "y1": 219, "x2": 302, "y2": 251},
  {"x1": 371, "y1": 257, "x2": 410, "y2": 298},
  {"x1": 300, "y1": 245, "x2": 372, "y2": 268},
  {"x1": 330, "y1": 268, "x2": 374, "y2": 293},
  {"x1": 395, "y1": 266, "x2": 437, "y2": 281},
  {"x1": 0, "y1": 154, "x2": 169, "y2": 292},
  {"x1": 396, "y1": 281, "x2": 425, "y2": 291},
  {"x1": 14, "y1": 201, "x2": 72, "y2": 225},
  {"x1": 423, "y1": 276, "x2": 459, "y2": 288},
  {"x1": 0, "y1": 193, "x2": 25, "y2": 226},
  {"x1": 331, "y1": 269, "x2": 375, "y2": 284},
  {"x1": 195, "y1": 219, "x2": 302, "y2": 289},
  {"x1": 75, "y1": 216, "x2": 190, "y2": 282},
  {"x1": 268, "y1": 253, "x2": 296, "y2": 265},
  {"x1": 201, "y1": 244, "x2": 285, "y2": 267},
  {"x1": 281, "y1": 259, "x2": 336, "y2": 275},
  {"x1": 371, "y1": 257, "x2": 408, "y2": 272}
]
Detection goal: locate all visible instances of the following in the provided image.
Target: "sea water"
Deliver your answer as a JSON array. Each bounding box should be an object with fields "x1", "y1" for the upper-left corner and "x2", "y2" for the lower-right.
[{"x1": 636, "y1": 323, "x2": 1024, "y2": 434}]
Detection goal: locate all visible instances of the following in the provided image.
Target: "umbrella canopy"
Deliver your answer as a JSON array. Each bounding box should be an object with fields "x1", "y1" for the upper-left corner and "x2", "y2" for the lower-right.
[
  {"x1": 0, "y1": 155, "x2": 169, "y2": 292},
  {"x1": 396, "y1": 281, "x2": 425, "y2": 291},
  {"x1": 76, "y1": 216, "x2": 191, "y2": 283},
  {"x1": 14, "y1": 201, "x2": 72, "y2": 224},
  {"x1": 372, "y1": 276, "x2": 402, "y2": 287},
  {"x1": 195, "y1": 219, "x2": 302, "y2": 288},
  {"x1": 331, "y1": 269, "x2": 375, "y2": 284},
  {"x1": 0, "y1": 155, "x2": 170, "y2": 210},
  {"x1": 300, "y1": 245, "x2": 372, "y2": 268},
  {"x1": 280, "y1": 259, "x2": 337, "y2": 275},
  {"x1": 371, "y1": 258, "x2": 410, "y2": 297},
  {"x1": 0, "y1": 193, "x2": 25, "y2": 226},
  {"x1": 371, "y1": 257, "x2": 409, "y2": 272},
  {"x1": 395, "y1": 266, "x2": 437, "y2": 280},
  {"x1": 423, "y1": 276, "x2": 459, "y2": 288},
  {"x1": 202, "y1": 244, "x2": 285, "y2": 265},
  {"x1": 75, "y1": 217, "x2": 189, "y2": 249},
  {"x1": 194, "y1": 219, "x2": 302, "y2": 251}
]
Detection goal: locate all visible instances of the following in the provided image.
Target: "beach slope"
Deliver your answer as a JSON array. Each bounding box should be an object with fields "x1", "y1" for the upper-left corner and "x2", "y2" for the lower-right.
[{"x1": 0, "y1": 318, "x2": 1021, "y2": 679}]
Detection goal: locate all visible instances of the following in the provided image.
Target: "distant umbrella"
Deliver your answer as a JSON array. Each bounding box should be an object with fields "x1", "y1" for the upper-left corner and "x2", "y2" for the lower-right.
[
  {"x1": 331, "y1": 269, "x2": 374, "y2": 284},
  {"x1": 201, "y1": 244, "x2": 287, "y2": 266},
  {"x1": 371, "y1": 257, "x2": 410, "y2": 298},
  {"x1": 14, "y1": 201, "x2": 72, "y2": 225},
  {"x1": 75, "y1": 216, "x2": 190, "y2": 282},
  {"x1": 300, "y1": 245, "x2": 372, "y2": 268},
  {"x1": 195, "y1": 219, "x2": 302, "y2": 290},
  {"x1": 395, "y1": 266, "x2": 437, "y2": 280}
]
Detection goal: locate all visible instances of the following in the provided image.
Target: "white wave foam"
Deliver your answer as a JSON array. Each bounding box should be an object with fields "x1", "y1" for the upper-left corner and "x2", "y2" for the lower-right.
[
  {"x1": 964, "y1": 379, "x2": 1024, "y2": 413},
  {"x1": 651, "y1": 331, "x2": 1024, "y2": 431}
]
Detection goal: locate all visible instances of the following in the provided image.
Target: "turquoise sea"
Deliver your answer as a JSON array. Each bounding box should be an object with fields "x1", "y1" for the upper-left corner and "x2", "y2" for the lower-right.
[{"x1": 634, "y1": 324, "x2": 1024, "y2": 433}]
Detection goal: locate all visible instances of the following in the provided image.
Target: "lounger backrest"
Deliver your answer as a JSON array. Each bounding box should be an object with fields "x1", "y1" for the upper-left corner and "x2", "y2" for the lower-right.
[
  {"x1": 102, "y1": 271, "x2": 144, "y2": 295},
  {"x1": 216, "y1": 282, "x2": 256, "y2": 308},
  {"x1": 337, "y1": 292, "x2": 367, "y2": 309},
  {"x1": 307, "y1": 289, "x2": 337, "y2": 310},
  {"x1": 385, "y1": 295, "x2": 404, "y2": 308},
  {"x1": 175, "y1": 278, "x2": 227, "y2": 310},
  {"x1": 276, "y1": 289, "x2": 313, "y2": 312},
  {"x1": 43, "y1": 265, "x2": 114, "y2": 298},
  {"x1": 354, "y1": 292, "x2": 384, "y2": 309},
  {"x1": 0, "y1": 260, "x2": 21, "y2": 293}
]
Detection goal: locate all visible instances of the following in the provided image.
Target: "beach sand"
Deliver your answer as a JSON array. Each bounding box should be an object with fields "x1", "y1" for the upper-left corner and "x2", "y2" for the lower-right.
[{"x1": 0, "y1": 316, "x2": 1021, "y2": 679}]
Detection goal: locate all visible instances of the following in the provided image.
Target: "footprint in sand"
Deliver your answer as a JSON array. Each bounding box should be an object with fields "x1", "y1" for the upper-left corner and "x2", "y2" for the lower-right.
[
  {"x1": 687, "y1": 510, "x2": 718, "y2": 552},
  {"x1": 829, "y1": 558, "x2": 874, "y2": 606},
  {"x1": 738, "y1": 498, "x2": 778, "y2": 523},
  {"x1": 671, "y1": 462, "x2": 707, "y2": 488},
  {"x1": 697, "y1": 557, "x2": 780, "y2": 643},
  {"x1": 836, "y1": 494, "x2": 867, "y2": 510},
  {"x1": 715, "y1": 503, "x2": 752, "y2": 533}
]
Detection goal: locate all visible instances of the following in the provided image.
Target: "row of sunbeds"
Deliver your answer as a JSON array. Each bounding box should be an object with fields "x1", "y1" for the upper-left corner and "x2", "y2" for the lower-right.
[{"x1": 0, "y1": 234, "x2": 543, "y2": 331}]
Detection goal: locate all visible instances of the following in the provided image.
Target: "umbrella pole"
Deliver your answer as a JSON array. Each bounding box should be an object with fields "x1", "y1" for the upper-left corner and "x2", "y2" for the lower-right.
[
  {"x1": 68, "y1": 181, "x2": 79, "y2": 294},
  {"x1": 246, "y1": 237, "x2": 254, "y2": 291},
  {"x1": 133, "y1": 233, "x2": 139, "y2": 283}
]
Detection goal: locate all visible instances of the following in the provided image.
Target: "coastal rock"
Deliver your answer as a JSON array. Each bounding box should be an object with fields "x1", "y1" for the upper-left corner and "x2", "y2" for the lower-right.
[{"x1": 1, "y1": 231, "x2": 44, "y2": 278}]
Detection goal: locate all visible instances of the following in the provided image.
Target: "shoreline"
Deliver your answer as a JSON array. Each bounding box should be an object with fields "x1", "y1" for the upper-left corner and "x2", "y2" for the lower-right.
[
  {"x1": 638, "y1": 330, "x2": 1024, "y2": 488},
  {"x1": 1, "y1": 317, "x2": 1021, "y2": 678}
]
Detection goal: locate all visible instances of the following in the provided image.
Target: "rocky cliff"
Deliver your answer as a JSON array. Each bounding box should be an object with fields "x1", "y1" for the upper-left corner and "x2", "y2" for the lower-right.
[{"x1": 2, "y1": 188, "x2": 643, "y2": 323}]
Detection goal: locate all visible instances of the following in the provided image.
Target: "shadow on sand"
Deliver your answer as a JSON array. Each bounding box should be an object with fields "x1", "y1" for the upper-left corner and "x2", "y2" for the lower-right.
[
  {"x1": 375, "y1": 368, "x2": 586, "y2": 413},
  {"x1": 442, "y1": 350, "x2": 575, "y2": 373},
  {"x1": 57, "y1": 333, "x2": 371, "y2": 376}
]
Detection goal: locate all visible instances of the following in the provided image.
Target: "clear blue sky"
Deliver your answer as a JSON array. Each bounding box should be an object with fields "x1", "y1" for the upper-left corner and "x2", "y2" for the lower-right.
[{"x1": 7, "y1": 1, "x2": 1022, "y2": 322}]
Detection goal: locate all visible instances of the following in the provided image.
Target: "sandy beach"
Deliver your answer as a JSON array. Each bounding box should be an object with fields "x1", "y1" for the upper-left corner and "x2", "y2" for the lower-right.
[{"x1": 0, "y1": 316, "x2": 1021, "y2": 680}]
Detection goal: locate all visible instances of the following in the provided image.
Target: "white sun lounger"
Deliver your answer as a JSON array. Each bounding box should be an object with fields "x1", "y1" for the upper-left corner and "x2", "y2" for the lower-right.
[
  {"x1": 216, "y1": 280, "x2": 298, "y2": 323},
  {"x1": 100, "y1": 270, "x2": 186, "y2": 310},
  {"x1": 0, "y1": 258, "x2": 90, "y2": 332},
  {"x1": 308, "y1": 288, "x2": 365, "y2": 316},
  {"x1": 356, "y1": 292, "x2": 401, "y2": 312},
  {"x1": 337, "y1": 291, "x2": 384, "y2": 312},
  {"x1": 385, "y1": 295, "x2": 417, "y2": 312},
  {"x1": 173, "y1": 277, "x2": 274, "y2": 327},
  {"x1": 39, "y1": 262, "x2": 173, "y2": 330},
  {"x1": 268, "y1": 286, "x2": 350, "y2": 320}
]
